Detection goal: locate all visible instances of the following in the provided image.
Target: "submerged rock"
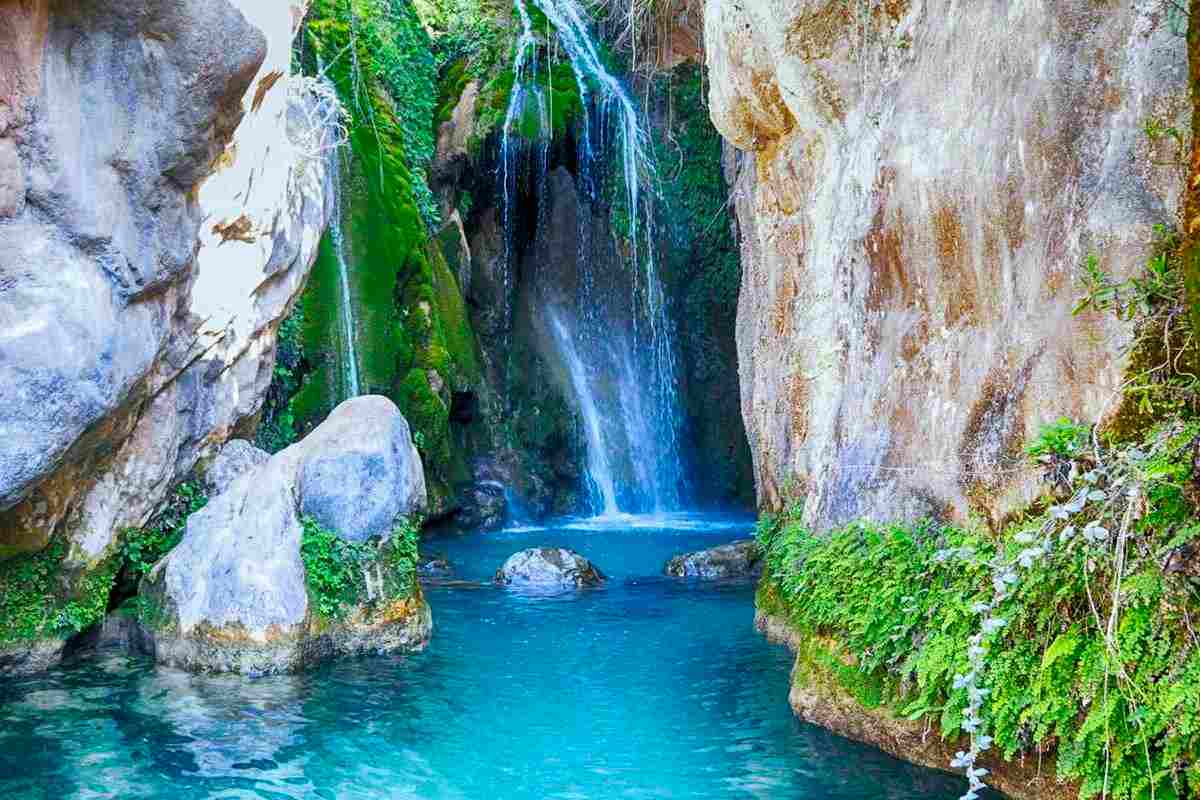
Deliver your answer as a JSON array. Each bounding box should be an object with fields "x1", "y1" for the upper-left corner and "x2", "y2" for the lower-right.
[
  {"x1": 137, "y1": 396, "x2": 431, "y2": 674},
  {"x1": 494, "y1": 548, "x2": 605, "y2": 589},
  {"x1": 664, "y1": 540, "x2": 762, "y2": 579},
  {"x1": 417, "y1": 554, "x2": 454, "y2": 579}
]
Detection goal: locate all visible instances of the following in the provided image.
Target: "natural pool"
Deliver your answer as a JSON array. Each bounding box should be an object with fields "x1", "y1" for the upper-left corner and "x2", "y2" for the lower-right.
[{"x1": 0, "y1": 513, "x2": 979, "y2": 799}]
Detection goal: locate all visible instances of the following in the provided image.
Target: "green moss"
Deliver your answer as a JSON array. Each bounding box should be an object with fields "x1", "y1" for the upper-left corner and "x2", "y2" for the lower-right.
[
  {"x1": 397, "y1": 368, "x2": 451, "y2": 467},
  {"x1": 296, "y1": 0, "x2": 488, "y2": 507},
  {"x1": 651, "y1": 64, "x2": 753, "y2": 505}
]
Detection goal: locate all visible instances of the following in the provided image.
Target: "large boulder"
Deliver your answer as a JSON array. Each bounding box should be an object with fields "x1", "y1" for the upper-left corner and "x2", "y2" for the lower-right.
[
  {"x1": 0, "y1": 1, "x2": 333, "y2": 674},
  {"x1": 494, "y1": 548, "x2": 606, "y2": 589},
  {"x1": 137, "y1": 396, "x2": 431, "y2": 674},
  {"x1": 664, "y1": 540, "x2": 762, "y2": 579}
]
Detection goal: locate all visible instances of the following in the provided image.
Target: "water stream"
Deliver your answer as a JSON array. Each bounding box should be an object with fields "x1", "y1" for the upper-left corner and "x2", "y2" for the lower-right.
[
  {"x1": 0, "y1": 514, "x2": 979, "y2": 799},
  {"x1": 330, "y1": 154, "x2": 361, "y2": 400}
]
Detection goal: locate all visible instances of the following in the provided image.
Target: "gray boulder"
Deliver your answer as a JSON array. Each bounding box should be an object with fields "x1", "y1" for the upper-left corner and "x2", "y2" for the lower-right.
[
  {"x1": 299, "y1": 398, "x2": 427, "y2": 541},
  {"x1": 495, "y1": 548, "x2": 605, "y2": 589},
  {"x1": 200, "y1": 440, "x2": 270, "y2": 496},
  {"x1": 138, "y1": 396, "x2": 431, "y2": 674},
  {"x1": 664, "y1": 540, "x2": 762, "y2": 579}
]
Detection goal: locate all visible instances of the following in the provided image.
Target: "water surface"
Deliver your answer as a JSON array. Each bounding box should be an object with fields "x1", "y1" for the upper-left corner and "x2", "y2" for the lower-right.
[{"x1": 0, "y1": 513, "x2": 977, "y2": 799}]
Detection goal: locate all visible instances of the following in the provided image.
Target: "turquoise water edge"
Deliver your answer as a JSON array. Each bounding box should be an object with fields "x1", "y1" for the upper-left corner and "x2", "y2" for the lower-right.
[{"x1": 0, "y1": 514, "x2": 976, "y2": 799}]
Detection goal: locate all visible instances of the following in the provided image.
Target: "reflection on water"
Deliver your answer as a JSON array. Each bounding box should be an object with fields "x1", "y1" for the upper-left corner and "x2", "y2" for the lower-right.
[{"x1": 0, "y1": 514, "x2": 979, "y2": 799}]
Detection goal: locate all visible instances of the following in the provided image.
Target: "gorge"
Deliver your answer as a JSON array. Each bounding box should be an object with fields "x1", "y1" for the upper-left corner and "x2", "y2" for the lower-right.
[{"x1": 2, "y1": 1, "x2": 1200, "y2": 799}]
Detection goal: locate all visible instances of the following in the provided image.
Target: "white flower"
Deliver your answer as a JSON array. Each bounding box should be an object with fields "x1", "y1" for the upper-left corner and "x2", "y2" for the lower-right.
[
  {"x1": 982, "y1": 617, "x2": 1007, "y2": 634},
  {"x1": 976, "y1": 735, "x2": 993, "y2": 751},
  {"x1": 971, "y1": 602, "x2": 991, "y2": 614},
  {"x1": 1087, "y1": 490, "x2": 1107, "y2": 502},
  {"x1": 1018, "y1": 547, "x2": 1043, "y2": 568},
  {"x1": 1014, "y1": 531, "x2": 1037, "y2": 545},
  {"x1": 1083, "y1": 522, "x2": 1109, "y2": 544},
  {"x1": 1059, "y1": 525, "x2": 1076, "y2": 543}
]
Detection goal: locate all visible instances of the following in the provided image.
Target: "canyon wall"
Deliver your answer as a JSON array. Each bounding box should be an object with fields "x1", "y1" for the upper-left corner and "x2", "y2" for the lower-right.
[
  {"x1": 705, "y1": 0, "x2": 1189, "y2": 527},
  {"x1": 0, "y1": 0, "x2": 332, "y2": 671}
]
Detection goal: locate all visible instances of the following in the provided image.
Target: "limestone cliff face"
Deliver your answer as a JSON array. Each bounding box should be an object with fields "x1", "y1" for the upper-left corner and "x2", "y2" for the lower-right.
[
  {"x1": 705, "y1": 0, "x2": 1188, "y2": 527},
  {"x1": 0, "y1": 0, "x2": 332, "y2": 669}
]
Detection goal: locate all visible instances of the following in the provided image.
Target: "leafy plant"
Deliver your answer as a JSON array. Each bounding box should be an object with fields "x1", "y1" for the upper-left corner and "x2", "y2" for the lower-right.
[
  {"x1": 759, "y1": 417, "x2": 1200, "y2": 800},
  {"x1": 120, "y1": 482, "x2": 208, "y2": 579},
  {"x1": 0, "y1": 540, "x2": 117, "y2": 643},
  {"x1": 300, "y1": 516, "x2": 374, "y2": 619},
  {"x1": 300, "y1": 515, "x2": 422, "y2": 620}
]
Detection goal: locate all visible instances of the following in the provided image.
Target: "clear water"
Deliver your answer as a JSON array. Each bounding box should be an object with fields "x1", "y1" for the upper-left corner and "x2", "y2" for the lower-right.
[{"x1": 0, "y1": 514, "x2": 977, "y2": 799}]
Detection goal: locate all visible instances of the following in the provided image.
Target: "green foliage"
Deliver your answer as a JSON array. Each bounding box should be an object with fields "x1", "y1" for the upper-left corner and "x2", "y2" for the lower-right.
[
  {"x1": 300, "y1": 516, "x2": 375, "y2": 619},
  {"x1": 1026, "y1": 417, "x2": 1089, "y2": 461},
  {"x1": 301, "y1": 0, "x2": 486, "y2": 508},
  {"x1": 300, "y1": 516, "x2": 422, "y2": 620},
  {"x1": 119, "y1": 482, "x2": 208, "y2": 580},
  {"x1": 0, "y1": 540, "x2": 117, "y2": 643},
  {"x1": 759, "y1": 418, "x2": 1200, "y2": 800}
]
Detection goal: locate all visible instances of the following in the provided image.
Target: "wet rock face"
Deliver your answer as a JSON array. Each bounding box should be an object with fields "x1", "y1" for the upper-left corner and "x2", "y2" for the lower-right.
[
  {"x1": 139, "y1": 396, "x2": 430, "y2": 674},
  {"x1": 705, "y1": 0, "x2": 1188, "y2": 527},
  {"x1": 665, "y1": 540, "x2": 762, "y2": 579},
  {"x1": 0, "y1": 1, "x2": 330, "y2": 585},
  {"x1": 454, "y1": 481, "x2": 508, "y2": 532},
  {"x1": 494, "y1": 548, "x2": 606, "y2": 589}
]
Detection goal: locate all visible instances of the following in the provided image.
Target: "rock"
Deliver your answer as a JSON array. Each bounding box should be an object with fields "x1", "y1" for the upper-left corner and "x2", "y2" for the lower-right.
[
  {"x1": 137, "y1": 396, "x2": 431, "y2": 674},
  {"x1": 664, "y1": 539, "x2": 762, "y2": 579},
  {"x1": 454, "y1": 480, "x2": 508, "y2": 531},
  {"x1": 201, "y1": 440, "x2": 270, "y2": 496},
  {"x1": 417, "y1": 554, "x2": 453, "y2": 579},
  {"x1": 494, "y1": 548, "x2": 605, "y2": 589},
  {"x1": 0, "y1": 2, "x2": 333, "y2": 674},
  {"x1": 298, "y1": 396, "x2": 427, "y2": 542},
  {"x1": 704, "y1": 0, "x2": 1187, "y2": 528}
]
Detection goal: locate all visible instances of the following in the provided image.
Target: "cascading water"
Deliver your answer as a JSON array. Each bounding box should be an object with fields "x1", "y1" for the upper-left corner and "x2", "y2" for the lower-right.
[
  {"x1": 548, "y1": 310, "x2": 620, "y2": 516},
  {"x1": 329, "y1": 148, "x2": 361, "y2": 401},
  {"x1": 498, "y1": 0, "x2": 685, "y2": 515}
]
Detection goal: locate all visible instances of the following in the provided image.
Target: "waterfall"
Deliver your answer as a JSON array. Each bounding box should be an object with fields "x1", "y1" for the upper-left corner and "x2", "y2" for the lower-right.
[
  {"x1": 548, "y1": 310, "x2": 620, "y2": 516},
  {"x1": 499, "y1": 0, "x2": 685, "y2": 515},
  {"x1": 329, "y1": 154, "x2": 361, "y2": 400}
]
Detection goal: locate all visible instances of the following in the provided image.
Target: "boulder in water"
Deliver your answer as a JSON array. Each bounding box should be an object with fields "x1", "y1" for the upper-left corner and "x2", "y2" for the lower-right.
[
  {"x1": 137, "y1": 396, "x2": 431, "y2": 674},
  {"x1": 494, "y1": 548, "x2": 605, "y2": 589},
  {"x1": 664, "y1": 540, "x2": 762, "y2": 579}
]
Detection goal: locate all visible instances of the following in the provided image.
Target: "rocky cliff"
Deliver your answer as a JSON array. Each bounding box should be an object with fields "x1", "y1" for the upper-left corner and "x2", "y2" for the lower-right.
[
  {"x1": 705, "y1": 0, "x2": 1189, "y2": 527},
  {"x1": 0, "y1": 0, "x2": 333, "y2": 673}
]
